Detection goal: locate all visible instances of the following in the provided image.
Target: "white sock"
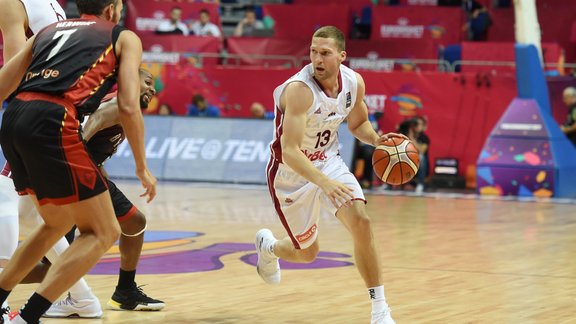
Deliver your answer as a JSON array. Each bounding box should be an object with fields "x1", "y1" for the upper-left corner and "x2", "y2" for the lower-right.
[
  {"x1": 45, "y1": 236, "x2": 93, "y2": 300},
  {"x1": 368, "y1": 286, "x2": 388, "y2": 313},
  {"x1": 69, "y1": 281, "x2": 94, "y2": 300}
]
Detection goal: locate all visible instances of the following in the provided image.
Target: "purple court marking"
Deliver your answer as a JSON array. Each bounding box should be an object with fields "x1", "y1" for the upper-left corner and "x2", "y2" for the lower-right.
[
  {"x1": 90, "y1": 241, "x2": 353, "y2": 275},
  {"x1": 137, "y1": 230, "x2": 204, "y2": 243},
  {"x1": 240, "y1": 251, "x2": 354, "y2": 269}
]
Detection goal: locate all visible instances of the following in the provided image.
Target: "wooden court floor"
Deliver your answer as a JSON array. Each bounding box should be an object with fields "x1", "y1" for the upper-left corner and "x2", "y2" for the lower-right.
[{"x1": 7, "y1": 181, "x2": 576, "y2": 323}]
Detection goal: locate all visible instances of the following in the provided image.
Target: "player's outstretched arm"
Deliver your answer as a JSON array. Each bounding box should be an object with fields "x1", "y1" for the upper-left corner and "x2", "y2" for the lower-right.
[
  {"x1": 0, "y1": 36, "x2": 34, "y2": 102},
  {"x1": 116, "y1": 29, "x2": 157, "y2": 202},
  {"x1": 348, "y1": 72, "x2": 406, "y2": 146},
  {"x1": 82, "y1": 98, "x2": 120, "y2": 141},
  {"x1": 281, "y1": 82, "x2": 353, "y2": 208}
]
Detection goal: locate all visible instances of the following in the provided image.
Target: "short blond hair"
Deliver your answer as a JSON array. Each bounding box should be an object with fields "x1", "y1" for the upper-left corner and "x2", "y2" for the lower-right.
[{"x1": 313, "y1": 26, "x2": 345, "y2": 52}]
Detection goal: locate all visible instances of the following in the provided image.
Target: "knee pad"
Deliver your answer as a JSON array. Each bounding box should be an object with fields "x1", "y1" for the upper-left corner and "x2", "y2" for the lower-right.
[{"x1": 121, "y1": 224, "x2": 147, "y2": 237}]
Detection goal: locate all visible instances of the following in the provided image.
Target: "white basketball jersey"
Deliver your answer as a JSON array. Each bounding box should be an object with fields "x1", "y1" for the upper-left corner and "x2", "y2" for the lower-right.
[
  {"x1": 271, "y1": 63, "x2": 358, "y2": 166},
  {"x1": 19, "y1": 0, "x2": 66, "y2": 34}
]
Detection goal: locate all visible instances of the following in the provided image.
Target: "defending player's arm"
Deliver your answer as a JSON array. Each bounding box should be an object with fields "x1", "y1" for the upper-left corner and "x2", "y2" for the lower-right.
[
  {"x1": 348, "y1": 72, "x2": 407, "y2": 146},
  {"x1": 0, "y1": 36, "x2": 34, "y2": 101},
  {"x1": 82, "y1": 98, "x2": 121, "y2": 141},
  {"x1": 116, "y1": 30, "x2": 157, "y2": 202},
  {"x1": 0, "y1": 0, "x2": 28, "y2": 62},
  {"x1": 281, "y1": 82, "x2": 353, "y2": 208}
]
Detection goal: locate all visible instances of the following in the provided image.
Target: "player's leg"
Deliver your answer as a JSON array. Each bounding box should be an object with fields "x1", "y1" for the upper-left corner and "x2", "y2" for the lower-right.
[
  {"x1": 0, "y1": 194, "x2": 76, "y2": 321},
  {"x1": 106, "y1": 179, "x2": 164, "y2": 311},
  {"x1": 336, "y1": 201, "x2": 394, "y2": 324},
  {"x1": 256, "y1": 161, "x2": 323, "y2": 284},
  {"x1": 12, "y1": 191, "x2": 120, "y2": 323},
  {"x1": 0, "y1": 174, "x2": 18, "y2": 317},
  {"x1": 271, "y1": 237, "x2": 319, "y2": 263},
  {"x1": 40, "y1": 192, "x2": 102, "y2": 318}
]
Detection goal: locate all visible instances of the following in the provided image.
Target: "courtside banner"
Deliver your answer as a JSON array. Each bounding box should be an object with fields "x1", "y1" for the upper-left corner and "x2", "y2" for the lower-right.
[{"x1": 105, "y1": 116, "x2": 356, "y2": 184}]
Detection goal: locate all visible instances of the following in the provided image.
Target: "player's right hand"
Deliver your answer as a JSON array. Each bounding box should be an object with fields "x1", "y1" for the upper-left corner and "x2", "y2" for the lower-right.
[
  {"x1": 136, "y1": 168, "x2": 157, "y2": 203},
  {"x1": 319, "y1": 179, "x2": 355, "y2": 209}
]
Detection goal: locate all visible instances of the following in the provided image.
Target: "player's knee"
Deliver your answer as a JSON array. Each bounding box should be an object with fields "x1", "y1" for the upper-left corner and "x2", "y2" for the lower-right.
[
  {"x1": 350, "y1": 211, "x2": 372, "y2": 233},
  {"x1": 100, "y1": 222, "x2": 121, "y2": 249},
  {"x1": 121, "y1": 211, "x2": 146, "y2": 236},
  {"x1": 300, "y1": 242, "x2": 319, "y2": 263}
]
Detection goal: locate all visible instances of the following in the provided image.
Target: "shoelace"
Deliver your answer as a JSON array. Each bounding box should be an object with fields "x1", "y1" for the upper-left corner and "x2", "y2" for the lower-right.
[
  {"x1": 134, "y1": 285, "x2": 153, "y2": 299},
  {"x1": 55, "y1": 293, "x2": 77, "y2": 306}
]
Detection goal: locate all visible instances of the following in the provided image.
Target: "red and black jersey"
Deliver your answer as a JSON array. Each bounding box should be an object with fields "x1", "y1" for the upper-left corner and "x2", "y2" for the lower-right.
[
  {"x1": 86, "y1": 124, "x2": 125, "y2": 166},
  {"x1": 17, "y1": 14, "x2": 124, "y2": 117}
]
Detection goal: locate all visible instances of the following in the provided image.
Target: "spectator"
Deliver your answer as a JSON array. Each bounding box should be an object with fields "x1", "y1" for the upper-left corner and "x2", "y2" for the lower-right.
[
  {"x1": 156, "y1": 6, "x2": 189, "y2": 35},
  {"x1": 188, "y1": 94, "x2": 220, "y2": 117},
  {"x1": 250, "y1": 102, "x2": 274, "y2": 119},
  {"x1": 190, "y1": 9, "x2": 221, "y2": 37},
  {"x1": 413, "y1": 116, "x2": 430, "y2": 193},
  {"x1": 397, "y1": 117, "x2": 429, "y2": 193},
  {"x1": 560, "y1": 86, "x2": 576, "y2": 147},
  {"x1": 234, "y1": 7, "x2": 265, "y2": 37},
  {"x1": 353, "y1": 113, "x2": 382, "y2": 189},
  {"x1": 158, "y1": 103, "x2": 174, "y2": 116},
  {"x1": 462, "y1": 0, "x2": 492, "y2": 41}
]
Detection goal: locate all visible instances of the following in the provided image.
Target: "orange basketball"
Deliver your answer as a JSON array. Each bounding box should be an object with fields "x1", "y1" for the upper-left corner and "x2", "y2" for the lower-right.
[{"x1": 372, "y1": 137, "x2": 420, "y2": 185}]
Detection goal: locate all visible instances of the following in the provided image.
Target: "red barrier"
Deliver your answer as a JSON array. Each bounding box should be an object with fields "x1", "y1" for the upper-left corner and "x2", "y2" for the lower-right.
[
  {"x1": 371, "y1": 6, "x2": 464, "y2": 45},
  {"x1": 226, "y1": 37, "x2": 309, "y2": 66},
  {"x1": 143, "y1": 64, "x2": 518, "y2": 173},
  {"x1": 125, "y1": 0, "x2": 220, "y2": 34},
  {"x1": 139, "y1": 34, "x2": 221, "y2": 65},
  {"x1": 537, "y1": 1, "x2": 576, "y2": 61},
  {"x1": 486, "y1": 8, "x2": 514, "y2": 42},
  {"x1": 262, "y1": 4, "x2": 352, "y2": 39},
  {"x1": 291, "y1": 0, "x2": 370, "y2": 13},
  {"x1": 460, "y1": 42, "x2": 563, "y2": 75},
  {"x1": 347, "y1": 39, "x2": 438, "y2": 59}
]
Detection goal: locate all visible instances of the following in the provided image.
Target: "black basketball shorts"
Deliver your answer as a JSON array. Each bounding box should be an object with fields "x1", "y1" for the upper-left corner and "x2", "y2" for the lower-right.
[
  {"x1": 0, "y1": 92, "x2": 108, "y2": 205},
  {"x1": 106, "y1": 178, "x2": 137, "y2": 222}
]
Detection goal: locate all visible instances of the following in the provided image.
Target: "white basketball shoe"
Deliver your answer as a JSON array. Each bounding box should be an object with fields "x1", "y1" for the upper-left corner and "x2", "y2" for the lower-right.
[
  {"x1": 371, "y1": 306, "x2": 396, "y2": 324},
  {"x1": 43, "y1": 292, "x2": 102, "y2": 318},
  {"x1": 255, "y1": 229, "x2": 281, "y2": 285}
]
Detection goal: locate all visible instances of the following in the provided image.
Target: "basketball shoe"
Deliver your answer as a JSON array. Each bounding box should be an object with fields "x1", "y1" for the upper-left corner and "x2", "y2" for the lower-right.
[
  {"x1": 43, "y1": 292, "x2": 102, "y2": 318},
  {"x1": 2, "y1": 311, "x2": 30, "y2": 324},
  {"x1": 107, "y1": 284, "x2": 165, "y2": 311},
  {"x1": 371, "y1": 306, "x2": 396, "y2": 324},
  {"x1": 255, "y1": 229, "x2": 281, "y2": 285},
  {"x1": 1, "y1": 306, "x2": 9, "y2": 324}
]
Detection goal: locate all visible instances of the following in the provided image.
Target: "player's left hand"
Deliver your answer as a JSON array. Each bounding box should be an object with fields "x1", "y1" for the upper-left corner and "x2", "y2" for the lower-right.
[
  {"x1": 137, "y1": 168, "x2": 157, "y2": 203},
  {"x1": 374, "y1": 132, "x2": 408, "y2": 146}
]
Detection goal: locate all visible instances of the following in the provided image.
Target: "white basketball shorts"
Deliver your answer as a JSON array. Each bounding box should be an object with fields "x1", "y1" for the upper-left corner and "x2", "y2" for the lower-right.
[{"x1": 266, "y1": 156, "x2": 365, "y2": 249}]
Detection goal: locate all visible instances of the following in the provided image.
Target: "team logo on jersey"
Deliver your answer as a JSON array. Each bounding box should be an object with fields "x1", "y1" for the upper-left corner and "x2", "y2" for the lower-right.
[{"x1": 345, "y1": 92, "x2": 352, "y2": 108}]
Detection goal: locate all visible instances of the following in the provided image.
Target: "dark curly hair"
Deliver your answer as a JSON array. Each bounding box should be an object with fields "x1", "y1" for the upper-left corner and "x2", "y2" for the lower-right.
[{"x1": 75, "y1": 0, "x2": 117, "y2": 15}]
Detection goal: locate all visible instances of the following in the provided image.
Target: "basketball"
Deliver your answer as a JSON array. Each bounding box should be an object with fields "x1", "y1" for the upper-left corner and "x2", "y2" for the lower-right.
[{"x1": 372, "y1": 137, "x2": 420, "y2": 185}]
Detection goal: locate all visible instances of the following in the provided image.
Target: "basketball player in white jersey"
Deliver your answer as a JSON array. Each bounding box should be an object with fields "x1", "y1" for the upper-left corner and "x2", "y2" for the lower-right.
[
  {"x1": 255, "y1": 26, "x2": 405, "y2": 324},
  {"x1": 0, "y1": 0, "x2": 102, "y2": 321}
]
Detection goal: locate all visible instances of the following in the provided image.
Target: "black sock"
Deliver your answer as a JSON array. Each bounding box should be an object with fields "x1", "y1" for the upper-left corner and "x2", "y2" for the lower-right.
[
  {"x1": 64, "y1": 225, "x2": 77, "y2": 244},
  {"x1": 117, "y1": 269, "x2": 136, "y2": 290},
  {"x1": 0, "y1": 287, "x2": 11, "y2": 307},
  {"x1": 19, "y1": 293, "x2": 52, "y2": 324}
]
